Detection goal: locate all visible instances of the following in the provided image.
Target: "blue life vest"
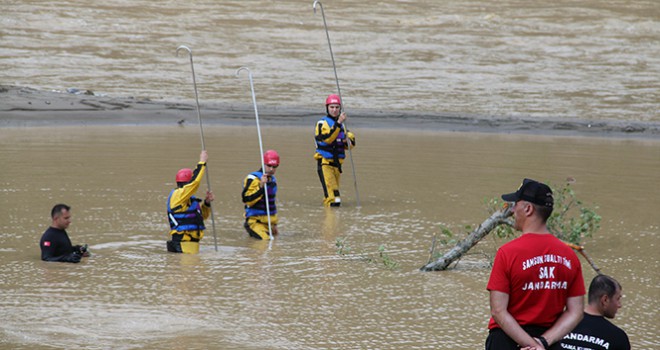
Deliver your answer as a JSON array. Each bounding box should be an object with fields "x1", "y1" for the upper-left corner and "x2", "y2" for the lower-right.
[
  {"x1": 315, "y1": 115, "x2": 346, "y2": 161},
  {"x1": 167, "y1": 189, "x2": 205, "y2": 232},
  {"x1": 244, "y1": 170, "x2": 277, "y2": 217}
]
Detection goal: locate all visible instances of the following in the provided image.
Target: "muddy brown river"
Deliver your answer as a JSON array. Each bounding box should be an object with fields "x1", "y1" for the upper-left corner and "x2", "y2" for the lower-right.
[
  {"x1": 2, "y1": 0, "x2": 659, "y2": 121},
  {"x1": 1, "y1": 0, "x2": 659, "y2": 349},
  {"x1": 1, "y1": 125, "x2": 659, "y2": 349}
]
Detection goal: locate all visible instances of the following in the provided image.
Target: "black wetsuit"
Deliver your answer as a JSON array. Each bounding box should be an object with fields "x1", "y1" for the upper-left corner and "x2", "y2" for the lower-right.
[{"x1": 39, "y1": 227, "x2": 81, "y2": 263}]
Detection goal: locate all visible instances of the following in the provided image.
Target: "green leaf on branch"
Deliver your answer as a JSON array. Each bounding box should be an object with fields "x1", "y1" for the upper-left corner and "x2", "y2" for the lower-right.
[{"x1": 335, "y1": 237, "x2": 400, "y2": 270}]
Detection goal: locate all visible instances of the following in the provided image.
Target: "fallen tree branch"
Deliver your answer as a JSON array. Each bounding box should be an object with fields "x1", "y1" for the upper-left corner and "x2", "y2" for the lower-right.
[
  {"x1": 564, "y1": 242, "x2": 602, "y2": 274},
  {"x1": 420, "y1": 205, "x2": 513, "y2": 271}
]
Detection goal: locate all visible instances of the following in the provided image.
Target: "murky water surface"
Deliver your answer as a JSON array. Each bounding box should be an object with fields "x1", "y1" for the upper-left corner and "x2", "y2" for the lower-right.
[
  {"x1": 2, "y1": 0, "x2": 659, "y2": 348},
  {"x1": 0, "y1": 125, "x2": 658, "y2": 349},
  {"x1": 2, "y1": 0, "x2": 659, "y2": 121}
]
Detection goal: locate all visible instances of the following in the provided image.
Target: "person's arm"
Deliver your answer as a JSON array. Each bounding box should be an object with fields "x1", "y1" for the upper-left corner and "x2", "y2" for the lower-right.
[
  {"x1": 58, "y1": 252, "x2": 82, "y2": 263},
  {"x1": 242, "y1": 174, "x2": 264, "y2": 206},
  {"x1": 490, "y1": 290, "x2": 542, "y2": 349},
  {"x1": 200, "y1": 191, "x2": 214, "y2": 219},
  {"x1": 539, "y1": 295, "x2": 584, "y2": 346},
  {"x1": 170, "y1": 162, "x2": 206, "y2": 210},
  {"x1": 345, "y1": 130, "x2": 356, "y2": 149},
  {"x1": 315, "y1": 118, "x2": 341, "y2": 144},
  {"x1": 42, "y1": 249, "x2": 81, "y2": 263},
  {"x1": 72, "y1": 244, "x2": 90, "y2": 257},
  {"x1": 42, "y1": 244, "x2": 81, "y2": 263}
]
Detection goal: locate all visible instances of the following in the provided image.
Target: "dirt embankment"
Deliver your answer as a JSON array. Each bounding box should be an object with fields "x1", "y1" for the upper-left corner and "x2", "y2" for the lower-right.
[{"x1": 1, "y1": 85, "x2": 658, "y2": 139}]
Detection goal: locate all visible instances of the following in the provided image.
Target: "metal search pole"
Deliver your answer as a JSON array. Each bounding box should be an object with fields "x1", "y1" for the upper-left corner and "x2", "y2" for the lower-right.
[
  {"x1": 235, "y1": 67, "x2": 274, "y2": 240},
  {"x1": 313, "y1": 0, "x2": 361, "y2": 207},
  {"x1": 176, "y1": 45, "x2": 219, "y2": 251}
]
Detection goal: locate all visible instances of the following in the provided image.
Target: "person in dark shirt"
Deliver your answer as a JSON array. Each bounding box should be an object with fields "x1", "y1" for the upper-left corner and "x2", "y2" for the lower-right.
[
  {"x1": 560, "y1": 274, "x2": 631, "y2": 350},
  {"x1": 39, "y1": 204, "x2": 88, "y2": 263}
]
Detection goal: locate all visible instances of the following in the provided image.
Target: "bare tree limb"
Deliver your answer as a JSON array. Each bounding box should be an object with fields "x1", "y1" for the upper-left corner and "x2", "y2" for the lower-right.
[
  {"x1": 564, "y1": 242, "x2": 602, "y2": 274},
  {"x1": 420, "y1": 206, "x2": 513, "y2": 271}
]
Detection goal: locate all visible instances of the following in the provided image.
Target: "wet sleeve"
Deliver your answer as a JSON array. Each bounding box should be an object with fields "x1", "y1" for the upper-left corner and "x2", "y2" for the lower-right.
[
  {"x1": 58, "y1": 253, "x2": 82, "y2": 263},
  {"x1": 170, "y1": 162, "x2": 206, "y2": 210},
  {"x1": 242, "y1": 174, "x2": 264, "y2": 207},
  {"x1": 41, "y1": 234, "x2": 81, "y2": 263},
  {"x1": 201, "y1": 200, "x2": 211, "y2": 220}
]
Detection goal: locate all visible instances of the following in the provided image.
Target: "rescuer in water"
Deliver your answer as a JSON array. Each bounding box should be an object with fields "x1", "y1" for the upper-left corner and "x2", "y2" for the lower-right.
[
  {"x1": 242, "y1": 150, "x2": 280, "y2": 240},
  {"x1": 166, "y1": 150, "x2": 214, "y2": 253},
  {"x1": 314, "y1": 94, "x2": 355, "y2": 207}
]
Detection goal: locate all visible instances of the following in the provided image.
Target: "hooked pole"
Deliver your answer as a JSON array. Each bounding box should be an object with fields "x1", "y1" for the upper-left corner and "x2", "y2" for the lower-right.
[
  {"x1": 176, "y1": 45, "x2": 219, "y2": 251},
  {"x1": 236, "y1": 67, "x2": 274, "y2": 240},
  {"x1": 313, "y1": 0, "x2": 361, "y2": 207}
]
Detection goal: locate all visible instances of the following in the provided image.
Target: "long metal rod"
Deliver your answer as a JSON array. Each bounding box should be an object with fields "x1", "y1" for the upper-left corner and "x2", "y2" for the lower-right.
[
  {"x1": 176, "y1": 45, "x2": 219, "y2": 251},
  {"x1": 236, "y1": 67, "x2": 273, "y2": 240},
  {"x1": 313, "y1": 0, "x2": 361, "y2": 207}
]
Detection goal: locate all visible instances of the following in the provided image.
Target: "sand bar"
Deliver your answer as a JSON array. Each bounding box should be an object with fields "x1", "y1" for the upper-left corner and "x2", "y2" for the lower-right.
[{"x1": 1, "y1": 85, "x2": 658, "y2": 139}]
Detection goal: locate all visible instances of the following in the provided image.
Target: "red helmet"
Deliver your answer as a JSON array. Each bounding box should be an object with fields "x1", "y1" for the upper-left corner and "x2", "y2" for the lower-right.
[
  {"x1": 325, "y1": 94, "x2": 341, "y2": 106},
  {"x1": 263, "y1": 150, "x2": 280, "y2": 166},
  {"x1": 176, "y1": 168, "x2": 193, "y2": 183}
]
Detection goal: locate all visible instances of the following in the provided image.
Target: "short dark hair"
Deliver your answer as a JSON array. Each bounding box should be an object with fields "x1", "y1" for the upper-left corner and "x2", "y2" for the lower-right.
[
  {"x1": 533, "y1": 203, "x2": 553, "y2": 222},
  {"x1": 51, "y1": 204, "x2": 71, "y2": 219},
  {"x1": 588, "y1": 274, "x2": 621, "y2": 304}
]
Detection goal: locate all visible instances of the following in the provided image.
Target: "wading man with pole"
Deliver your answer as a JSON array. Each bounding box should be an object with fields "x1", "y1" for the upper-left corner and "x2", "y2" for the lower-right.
[
  {"x1": 242, "y1": 150, "x2": 280, "y2": 240},
  {"x1": 313, "y1": 0, "x2": 360, "y2": 207},
  {"x1": 167, "y1": 45, "x2": 218, "y2": 253},
  {"x1": 166, "y1": 150, "x2": 215, "y2": 254},
  {"x1": 236, "y1": 67, "x2": 276, "y2": 241},
  {"x1": 314, "y1": 94, "x2": 355, "y2": 207}
]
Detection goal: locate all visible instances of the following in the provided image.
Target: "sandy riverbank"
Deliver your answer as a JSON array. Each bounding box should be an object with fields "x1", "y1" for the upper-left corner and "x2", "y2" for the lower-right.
[{"x1": 1, "y1": 85, "x2": 658, "y2": 139}]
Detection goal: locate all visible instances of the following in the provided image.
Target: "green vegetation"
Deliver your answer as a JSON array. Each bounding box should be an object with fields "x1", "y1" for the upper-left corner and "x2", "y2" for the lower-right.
[
  {"x1": 339, "y1": 182, "x2": 600, "y2": 271},
  {"x1": 424, "y1": 181, "x2": 602, "y2": 269},
  {"x1": 335, "y1": 238, "x2": 400, "y2": 270},
  {"x1": 487, "y1": 182, "x2": 601, "y2": 245},
  {"x1": 546, "y1": 183, "x2": 601, "y2": 245}
]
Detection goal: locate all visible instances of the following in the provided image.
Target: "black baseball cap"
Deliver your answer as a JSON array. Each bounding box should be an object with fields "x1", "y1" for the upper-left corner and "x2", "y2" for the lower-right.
[{"x1": 501, "y1": 178, "x2": 553, "y2": 208}]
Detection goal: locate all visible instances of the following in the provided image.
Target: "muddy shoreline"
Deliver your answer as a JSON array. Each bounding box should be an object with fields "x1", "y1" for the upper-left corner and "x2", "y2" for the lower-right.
[{"x1": 1, "y1": 85, "x2": 658, "y2": 139}]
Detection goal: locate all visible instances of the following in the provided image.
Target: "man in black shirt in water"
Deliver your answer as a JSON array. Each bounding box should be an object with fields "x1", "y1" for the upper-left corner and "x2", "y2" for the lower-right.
[{"x1": 39, "y1": 204, "x2": 89, "y2": 263}]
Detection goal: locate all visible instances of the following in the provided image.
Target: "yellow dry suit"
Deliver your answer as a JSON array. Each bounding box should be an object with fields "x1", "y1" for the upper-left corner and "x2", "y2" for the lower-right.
[
  {"x1": 314, "y1": 115, "x2": 355, "y2": 207},
  {"x1": 167, "y1": 162, "x2": 211, "y2": 253},
  {"x1": 242, "y1": 169, "x2": 278, "y2": 240}
]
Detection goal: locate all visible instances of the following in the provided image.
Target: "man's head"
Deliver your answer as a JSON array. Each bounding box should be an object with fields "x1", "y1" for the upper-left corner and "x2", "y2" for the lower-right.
[
  {"x1": 588, "y1": 274, "x2": 623, "y2": 319},
  {"x1": 325, "y1": 94, "x2": 341, "y2": 117},
  {"x1": 263, "y1": 150, "x2": 280, "y2": 176},
  {"x1": 176, "y1": 168, "x2": 193, "y2": 187},
  {"x1": 51, "y1": 204, "x2": 71, "y2": 230},
  {"x1": 501, "y1": 178, "x2": 554, "y2": 225}
]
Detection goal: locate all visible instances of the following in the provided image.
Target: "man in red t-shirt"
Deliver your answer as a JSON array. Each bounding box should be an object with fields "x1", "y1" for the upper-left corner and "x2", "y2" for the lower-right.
[{"x1": 486, "y1": 178, "x2": 585, "y2": 350}]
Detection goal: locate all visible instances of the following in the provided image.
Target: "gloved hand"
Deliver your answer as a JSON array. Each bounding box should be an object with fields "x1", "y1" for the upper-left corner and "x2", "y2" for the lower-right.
[
  {"x1": 80, "y1": 244, "x2": 90, "y2": 257},
  {"x1": 346, "y1": 131, "x2": 356, "y2": 149},
  {"x1": 73, "y1": 244, "x2": 90, "y2": 257}
]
